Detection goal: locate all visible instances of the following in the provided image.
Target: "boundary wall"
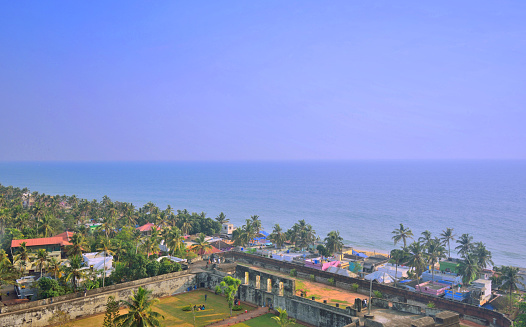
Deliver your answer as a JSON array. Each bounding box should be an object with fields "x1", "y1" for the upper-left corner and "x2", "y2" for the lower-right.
[{"x1": 220, "y1": 251, "x2": 512, "y2": 327}]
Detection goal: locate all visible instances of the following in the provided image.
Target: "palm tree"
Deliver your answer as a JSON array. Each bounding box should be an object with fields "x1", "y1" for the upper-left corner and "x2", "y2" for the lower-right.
[
  {"x1": 179, "y1": 215, "x2": 192, "y2": 235},
  {"x1": 269, "y1": 224, "x2": 286, "y2": 249},
  {"x1": 418, "y1": 230, "x2": 432, "y2": 246},
  {"x1": 407, "y1": 242, "x2": 427, "y2": 290},
  {"x1": 14, "y1": 242, "x2": 31, "y2": 273},
  {"x1": 426, "y1": 238, "x2": 446, "y2": 283},
  {"x1": 250, "y1": 215, "x2": 262, "y2": 235},
  {"x1": 390, "y1": 249, "x2": 408, "y2": 287},
  {"x1": 164, "y1": 226, "x2": 184, "y2": 256},
  {"x1": 97, "y1": 238, "x2": 115, "y2": 287},
  {"x1": 0, "y1": 249, "x2": 18, "y2": 287},
  {"x1": 191, "y1": 233, "x2": 212, "y2": 256},
  {"x1": 34, "y1": 249, "x2": 49, "y2": 278},
  {"x1": 324, "y1": 231, "x2": 344, "y2": 259},
  {"x1": 458, "y1": 254, "x2": 480, "y2": 285},
  {"x1": 455, "y1": 233, "x2": 474, "y2": 258},
  {"x1": 39, "y1": 214, "x2": 56, "y2": 237},
  {"x1": 46, "y1": 257, "x2": 62, "y2": 280},
  {"x1": 392, "y1": 224, "x2": 413, "y2": 249},
  {"x1": 499, "y1": 266, "x2": 526, "y2": 312},
  {"x1": 65, "y1": 255, "x2": 87, "y2": 291},
  {"x1": 440, "y1": 227, "x2": 455, "y2": 258},
  {"x1": 114, "y1": 287, "x2": 164, "y2": 327},
  {"x1": 215, "y1": 212, "x2": 229, "y2": 225},
  {"x1": 67, "y1": 233, "x2": 88, "y2": 257},
  {"x1": 271, "y1": 307, "x2": 296, "y2": 326},
  {"x1": 473, "y1": 242, "x2": 494, "y2": 269}
]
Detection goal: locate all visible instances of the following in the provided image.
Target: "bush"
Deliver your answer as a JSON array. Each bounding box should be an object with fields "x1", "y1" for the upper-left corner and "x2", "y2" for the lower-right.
[
  {"x1": 232, "y1": 305, "x2": 243, "y2": 311},
  {"x1": 427, "y1": 302, "x2": 435, "y2": 308},
  {"x1": 373, "y1": 290, "x2": 383, "y2": 298},
  {"x1": 289, "y1": 269, "x2": 297, "y2": 277},
  {"x1": 310, "y1": 274, "x2": 315, "y2": 282},
  {"x1": 37, "y1": 277, "x2": 65, "y2": 299},
  {"x1": 351, "y1": 283, "x2": 359, "y2": 292},
  {"x1": 328, "y1": 278, "x2": 335, "y2": 286},
  {"x1": 182, "y1": 305, "x2": 192, "y2": 311},
  {"x1": 215, "y1": 285, "x2": 222, "y2": 294},
  {"x1": 146, "y1": 260, "x2": 160, "y2": 277}
]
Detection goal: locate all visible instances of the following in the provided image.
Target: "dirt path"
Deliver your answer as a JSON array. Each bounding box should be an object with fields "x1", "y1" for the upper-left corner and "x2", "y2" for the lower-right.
[{"x1": 205, "y1": 306, "x2": 268, "y2": 326}]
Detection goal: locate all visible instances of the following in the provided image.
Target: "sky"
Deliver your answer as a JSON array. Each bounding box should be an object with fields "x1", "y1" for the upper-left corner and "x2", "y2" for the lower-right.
[{"x1": 1, "y1": 1, "x2": 525, "y2": 161}]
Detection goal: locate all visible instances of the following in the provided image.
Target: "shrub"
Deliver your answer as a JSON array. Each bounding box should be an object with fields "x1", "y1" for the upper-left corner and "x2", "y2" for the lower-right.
[
  {"x1": 146, "y1": 260, "x2": 160, "y2": 277},
  {"x1": 232, "y1": 305, "x2": 243, "y2": 311},
  {"x1": 182, "y1": 305, "x2": 192, "y2": 311},
  {"x1": 328, "y1": 278, "x2": 335, "y2": 286},
  {"x1": 373, "y1": 290, "x2": 382, "y2": 298},
  {"x1": 310, "y1": 274, "x2": 315, "y2": 282},
  {"x1": 289, "y1": 269, "x2": 297, "y2": 277},
  {"x1": 427, "y1": 302, "x2": 435, "y2": 308},
  {"x1": 215, "y1": 285, "x2": 222, "y2": 294},
  {"x1": 351, "y1": 283, "x2": 359, "y2": 292}
]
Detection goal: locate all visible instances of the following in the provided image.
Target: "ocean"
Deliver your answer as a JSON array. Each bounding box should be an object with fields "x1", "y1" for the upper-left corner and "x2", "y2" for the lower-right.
[{"x1": 0, "y1": 160, "x2": 524, "y2": 267}]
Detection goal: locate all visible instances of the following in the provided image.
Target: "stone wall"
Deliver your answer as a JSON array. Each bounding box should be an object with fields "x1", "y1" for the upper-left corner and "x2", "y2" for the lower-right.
[
  {"x1": 222, "y1": 251, "x2": 512, "y2": 327},
  {"x1": 0, "y1": 271, "x2": 196, "y2": 327}
]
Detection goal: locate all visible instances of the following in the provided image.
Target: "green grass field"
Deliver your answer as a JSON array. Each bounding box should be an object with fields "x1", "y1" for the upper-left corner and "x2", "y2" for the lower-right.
[
  {"x1": 70, "y1": 290, "x2": 253, "y2": 327},
  {"x1": 231, "y1": 313, "x2": 286, "y2": 327}
]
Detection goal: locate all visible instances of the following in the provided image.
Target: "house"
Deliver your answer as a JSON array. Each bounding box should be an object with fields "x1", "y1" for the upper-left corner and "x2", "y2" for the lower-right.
[
  {"x1": 82, "y1": 252, "x2": 113, "y2": 277},
  {"x1": 439, "y1": 258, "x2": 462, "y2": 274},
  {"x1": 136, "y1": 223, "x2": 156, "y2": 236},
  {"x1": 220, "y1": 223, "x2": 236, "y2": 236},
  {"x1": 11, "y1": 232, "x2": 73, "y2": 272}
]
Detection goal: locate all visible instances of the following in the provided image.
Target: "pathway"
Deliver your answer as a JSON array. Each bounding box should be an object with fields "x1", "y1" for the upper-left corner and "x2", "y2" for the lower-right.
[{"x1": 205, "y1": 306, "x2": 268, "y2": 326}]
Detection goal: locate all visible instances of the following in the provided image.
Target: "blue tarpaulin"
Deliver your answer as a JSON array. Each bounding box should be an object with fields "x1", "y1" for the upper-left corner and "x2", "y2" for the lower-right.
[{"x1": 352, "y1": 250, "x2": 368, "y2": 258}]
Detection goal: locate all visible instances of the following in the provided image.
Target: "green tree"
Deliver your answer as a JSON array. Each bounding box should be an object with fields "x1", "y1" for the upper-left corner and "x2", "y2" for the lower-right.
[
  {"x1": 269, "y1": 224, "x2": 287, "y2": 249},
  {"x1": 36, "y1": 277, "x2": 65, "y2": 299},
  {"x1": 473, "y1": 242, "x2": 493, "y2": 269},
  {"x1": 14, "y1": 242, "x2": 31, "y2": 273},
  {"x1": 271, "y1": 307, "x2": 296, "y2": 326},
  {"x1": 458, "y1": 254, "x2": 479, "y2": 285},
  {"x1": 440, "y1": 227, "x2": 455, "y2": 258},
  {"x1": 324, "y1": 230, "x2": 344, "y2": 259},
  {"x1": 114, "y1": 287, "x2": 164, "y2": 327},
  {"x1": 390, "y1": 249, "x2": 408, "y2": 287},
  {"x1": 407, "y1": 241, "x2": 427, "y2": 290},
  {"x1": 191, "y1": 233, "x2": 212, "y2": 256},
  {"x1": 499, "y1": 266, "x2": 526, "y2": 313},
  {"x1": 392, "y1": 224, "x2": 413, "y2": 249},
  {"x1": 67, "y1": 233, "x2": 88, "y2": 257},
  {"x1": 215, "y1": 212, "x2": 229, "y2": 225},
  {"x1": 426, "y1": 238, "x2": 446, "y2": 283},
  {"x1": 65, "y1": 255, "x2": 87, "y2": 291},
  {"x1": 250, "y1": 215, "x2": 262, "y2": 235},
  {"x1": 97, "y1": 238, "x2": 115, "y2": 287},
  {"x1": 0, "y1": 249, "x2": 18, "y2": 287},
  {"x1": 219, "y1": 276, "x2": 242, "y2": 316},
  {"x1": 103, "y1": 296, "x2": 122, "y2": 327},
  {"x1": 455, "y1": 233, "x2": 473, "y2": 258},
  {"x1": 34, "y1": 248, "x2": 49, "y2": 278}
]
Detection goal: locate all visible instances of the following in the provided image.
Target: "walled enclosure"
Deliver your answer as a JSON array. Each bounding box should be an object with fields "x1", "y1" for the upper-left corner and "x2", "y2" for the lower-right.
[
  {"x1": 0, "y1": 271, "x2": 196, "y2": 327},
  {"x1": 220, "y1": 251, "x2": 512, "y2": 327}
]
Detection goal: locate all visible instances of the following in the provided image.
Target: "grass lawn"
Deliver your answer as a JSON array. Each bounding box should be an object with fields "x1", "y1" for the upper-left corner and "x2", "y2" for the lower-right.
[
  {"x1": 231, "y1": 313, "x2": 283, "y2": 327},
  {"x1": 69, "y1": 290, "x2": 253, "y2": 327}
]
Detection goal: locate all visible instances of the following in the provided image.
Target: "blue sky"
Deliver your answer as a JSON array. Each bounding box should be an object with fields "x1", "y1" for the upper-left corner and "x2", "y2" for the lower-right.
[{"x1": 1, "y1": 1, "x2": 525, "y2": 161}]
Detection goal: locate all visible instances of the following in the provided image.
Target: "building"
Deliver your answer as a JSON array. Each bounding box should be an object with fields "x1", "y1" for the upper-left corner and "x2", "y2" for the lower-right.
[
  {"x1": 10, "y1": 232, "x2": 73, "y2": 272},
  {"x1": 82, "y1": 252, "x2": 113, "y2": 277},
  {"x1": 439, "y1": 258, "x2": 462, "y2": 274},
  {"x1": 136, "y1": 223, "x2": 156, "y2": 236},
  {"x1": 220, "y1": 223, "x2": 236, "y2": 236}
]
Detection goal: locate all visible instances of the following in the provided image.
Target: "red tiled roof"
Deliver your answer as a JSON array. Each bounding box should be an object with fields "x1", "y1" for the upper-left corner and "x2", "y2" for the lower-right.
[
  {"x1": 194, "y1": 247, "x2": 222, "y2": 255},
  {"x1": 11, "y1": 231, "x2": 73, "y2": 248},
  {"x1": 137, "y1": 223, "x2": 155, "y2": 232}
]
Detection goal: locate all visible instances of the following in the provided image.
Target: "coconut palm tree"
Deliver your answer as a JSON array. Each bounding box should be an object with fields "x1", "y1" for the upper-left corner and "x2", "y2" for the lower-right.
[
  {"x1": 418, "y1": 230, "x2": 433, "y2": 246},
  {"x1": 164, "y1": 226, "x2": 184, "y2": 256},
  {"x1": 324, "y1": 231, "x2": 344, "y2": 259},
  {"x1": 458, "y1": 254, "x2": 480, "y2": 285},
  {"x1": 34, "y1": 249, "x2": 49, "y2": 278},
  {"x1": 407, "y1": 241, "x2": 427, "y2": 290},
  {"x1": 67, "y1": 233, "x2": 88, "y2": 257},
  {"x1": 39, "y1": 214, "x2": 56, "y2": 238},
  {"x1": 0, "y1": 249, "x2": 18, "y2": 287},
  {"x1": 191, "y1": 233, "x2": 212, "y2": 256},
  {"x1": 14, "y1": 242, "x2": 31, "y2": 274},
  {"x1": 271, "y1": 307, "x2": 296, "y2": 326},
  {"x1": 390, "y1": 249, "x2": 408, "y2": 287},
  {"x1": 269, "y1": 224, "x2": 286, "y2": 249},
  {"x1": 114, "y1": 287, "x2": 164, "y2": 327},
  {"x1": 426, "y1": 238, "x2": 446, "y2": 283},
  {"x1": 96, "y1": 238, "x2": 115, "y2": 287},
  {"x1": 250, "y1": 215, "x2": 262, "y2": 235},
  {"x1": 65, "y1": 255, "x2": 87, "y2": 291},
  {"x1": 179, "y1": 215, "x2": 192, "y2": 236},
  {"x1": 392, "y1": 224, "x2": 414, "y2": 249},
  {"x1": 499, "y1": 266, "x2": 526, "y2": 312},
  {"x1": 46, "y1": 257, "x2": 62, "y2": 280},
  {"x1": 473, "y1": 242, "x2": 494, "y2": 269},
  {"x1": 440, "y1": 227, "x2": 455, "y2": 258},
  {"x1": 455, "y1": 233, "x2": 474, "y2": 258},
  {"x1": 215, "y1": 212, "x2": 229, "y2": 225}
]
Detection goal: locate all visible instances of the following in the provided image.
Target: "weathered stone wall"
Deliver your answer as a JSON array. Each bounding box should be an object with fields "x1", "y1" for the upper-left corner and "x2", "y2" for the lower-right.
[
  {"x1": 0, "y1": 271, "x2": 196, "y2": 327},
  {"x1": 222, "y1": 251, "x2": 511, "y2": 327}
]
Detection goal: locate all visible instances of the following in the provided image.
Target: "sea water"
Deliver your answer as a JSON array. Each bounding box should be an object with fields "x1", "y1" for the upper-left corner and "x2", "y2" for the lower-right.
[{"x1": 0, "y1": 160, "x2": 524, "y2": 267}]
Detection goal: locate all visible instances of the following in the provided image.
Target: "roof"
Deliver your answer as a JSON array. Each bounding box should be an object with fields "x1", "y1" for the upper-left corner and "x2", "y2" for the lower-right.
[
  {"x1": 194, "y1": 246, "x2": 222, "y2": 255},
  {"x1": 11, "y1": 231, "x2": 73, "y2": 248},
  {"x1": 137, "y1": 223, "x2": 155, "y2": 232}
]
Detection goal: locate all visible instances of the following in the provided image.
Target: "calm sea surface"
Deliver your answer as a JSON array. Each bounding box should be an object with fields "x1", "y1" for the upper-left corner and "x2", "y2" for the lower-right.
[{"x1": 0, "y1": 161, "x2": 525, "y2": 267}]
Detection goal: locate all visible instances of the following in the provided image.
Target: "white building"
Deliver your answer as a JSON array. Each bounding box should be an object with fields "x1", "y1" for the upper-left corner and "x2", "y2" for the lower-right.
[
  {"x1": 221, "y1": 223, "x2": 236, "y2": 236},
  {"x1": 82, "y1": 252, "x2": 113, "y2": 277},
  {"x1": 375, "y1": 263, "x2": 411, "y2": 279}
]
